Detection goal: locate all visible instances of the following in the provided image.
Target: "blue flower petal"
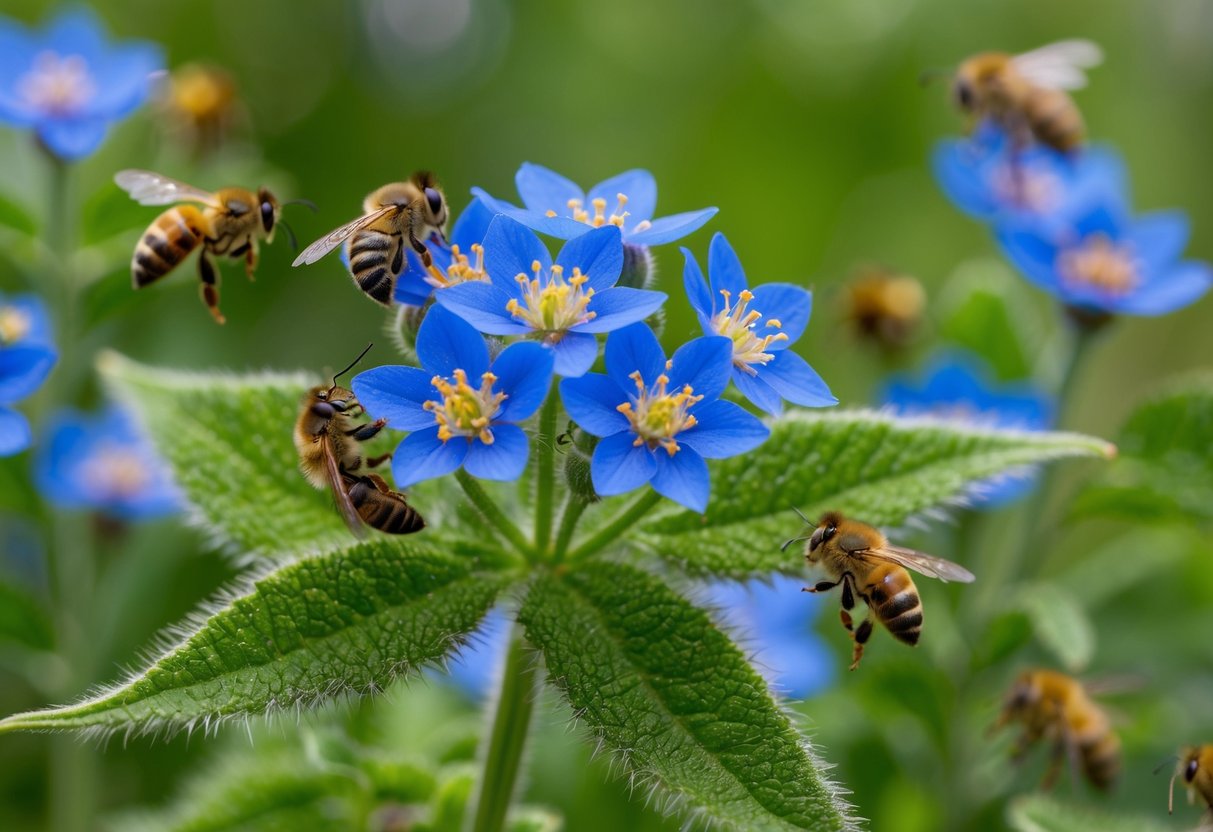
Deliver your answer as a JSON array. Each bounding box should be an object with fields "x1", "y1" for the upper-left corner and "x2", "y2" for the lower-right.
[
  {"x1": 761, "y1": 350, "x2": 837, "y2": 408},
  {"x1": 1129, "y1": 211, "x2": 1189, "y2": 274},
  {"x1": 591, "y1": 431, "x2": 656, "y2": 497},
  {"x1": 391, "y1": 427, "x2": 468, "y2": 488},
  {"x1": 1114, "y1": 261, "x2": 1213, "y2": 316},
  {"x1": 393, "y1": 265, "x2": 434, "y2": 306},
  {"x1": 480, "y1": 215, "x2": 552, "y2": 292},
  {"x1": 416, "y1": 305, "x2": 490, "y2": 378},
  {"x1": 707, "y1": 232, "x2": 748, "y2": 298},
  {"x1": 1074, "y1": 200, "x2": 1127, "y2": 242},
  {"x1": 0, "y1": 407, "x2": 31, "y2": 456},
  {"x1": 44, "y1": 7, "x2": 107, "y2": 63},
  {"x1": 515, "y1": 163, "x2": 584, "y2": 214},
  {"x1": 576, "y1": 287, "x2": 667, "y2": 334},
  {"x1": 667, "y1": 336, "x2": 732, "y2": 403},
  {"x1": 548, "y1": 330, "x2": 599, "y2": 377},
  {"x1": 464, "y1": 424, "x2": 529, "y2": 481},
  {"x1": 678, "y1": 400, "x2": 769, "y2": 459},
  {"x1": 560, "y1": 374, "x2": 631, "y2": 437},
  {"x1": 652, "y1": 447, "x2": 709, "y2": 513},
  {"x1": 931, "y1": 139, "x2": 995, "y2": 219},
  {"x1": 82, "y1": 43, "x2": 162, "y2": 119},
  {"x1": 4, "y1": 294, "x2": 53, "y2": 347},
  {"x1": 681, "y1": 248, "x2": 714, "y2": 319},
  {"x1": 37, "y1": 117, "x2": 109, "y2": 161},
  {"x1": 996, "y1": 226, "x2": 1061, "y2": 290},
  {"x1": 588, "y1": 169, "x2": 657, "y2": 224},
  {"x1": 747, "y1": 283, "x2": 812, "y2": 349},
  {"x1": 604, "y1": 323, "x2": 665, "y2": 390},
  {"x1": 450, "y1": 198, "x2": 495, "y2": 251},
  {"x1": 435, "y1": 282, "x2": 531, "y2": 336},
  {"x1": 732, "y1": 368, "x2": 783, "y2": 415},
  {"x1": 0, "y1": 346, "x2": 56, "y2": 406},
  {"x1": 555, "y1": 224, "x2": 623, "y2": 292},
  {"x1": 628, "y1": 207, "x2": 718, "y2": 247},
  {"x1": 351, "y1": 366, "x2": 436, "y2": 431},
  {"x1": 491, "y1": 341, "x2": 554, "y2": 422}
]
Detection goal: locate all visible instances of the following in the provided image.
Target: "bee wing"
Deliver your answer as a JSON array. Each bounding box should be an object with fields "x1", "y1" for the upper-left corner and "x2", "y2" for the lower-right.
[
  {"x1": 1012, "y1": 39, "x2": 1103, "y2": 90},
  {"x1": 320, "y1": 433, "x2": 367, "y2": 539},
  {"x1": 855, "y1": 545, "x2": 976, "y2": 583},
  {"x1": 114, "y1": 169, "x2": 220, "y2": 206},
  {"x1": 291, "y1": 205, "x2": 401, "y2": 266}
]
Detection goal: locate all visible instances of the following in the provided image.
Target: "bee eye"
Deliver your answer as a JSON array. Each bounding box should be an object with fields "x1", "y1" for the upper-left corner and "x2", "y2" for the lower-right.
[
  {"x1": 260, "y1": 201, "x2": 275, "y2": 232},
  {"x1": 823, "y1": 525, "x2": 837, "y2": 542},
  {"x1": 1187, "y1": 758, "x2": 1200, "y2": 782},
  {"x1": 954, "y1": 82, "x2": 974, "y2": 111},
  {"x1": 424, "y1": 187, "x2": 443, "y2": 216}
]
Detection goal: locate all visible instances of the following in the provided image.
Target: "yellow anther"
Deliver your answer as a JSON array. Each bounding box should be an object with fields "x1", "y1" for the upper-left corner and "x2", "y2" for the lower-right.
[
  {"x1": 0, "y1": 306, "x2": 32, "y2": 344},
  {"x1": 549, "y1": 191, "x2": 635, "y2": 231},
  {"x1": 618, "y1": 369, "x2": 703, "y2": 455},
  {"x1": 78, "y1": 443, "x2": 151, "y2": 499},
  {"x1": 424, "y1": 241, "x2": 489, "y2": 290},
  {"x1": 1058, "y1": 234, "x2": 1139, "y2": 297},
  {"x1": 17, "y1": 51, "x2": 96, "y2": 114},
  {"x1": 423, "y1": 368, "x2": 507, "y2": 444},
  {"x1": 505, "y1": 259, "x2": 597, "y2": 338},
  {"x1": 709, "y1": 286, "x2": 788, "y2": 375}
]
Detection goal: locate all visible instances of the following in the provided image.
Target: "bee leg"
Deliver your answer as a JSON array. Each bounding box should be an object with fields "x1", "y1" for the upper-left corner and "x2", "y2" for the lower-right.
[
  {"x1": 366, "y1": 473, "x2": 392, "y2": 493},
  {"x1": 1041, "y1": 741, "x2": 1066, "y2": 791},
  {"x1": 390, "y1": 236, "x2": 404, "y2": 275},
  {"x1": 840, "y1": 577, "x2": 856, "y2": 611},
  {"x1": 408, "y1": 228, "x2": 433, "y2": 268},
  {"x1": 346, "y1": 418, "x2": 387, "y2": 442},
  {"x1": 364, "y1": 452, "x2": 392, "y2": 469},
  {"x1": 839, "y1": 609, "x2": 854, "y2": 633},
  {"x1": 229, "y1": 240, "x2": 255, "y2": 281},
  {"x1": 849, "y1": 618, "x2": 873, "y2": 671},
  {"x1": 198, "y1": 251, "x2": 226, "y2": 325},
  {"x1": 801, "y1": 580, "x2": 840, "y2": 594}
]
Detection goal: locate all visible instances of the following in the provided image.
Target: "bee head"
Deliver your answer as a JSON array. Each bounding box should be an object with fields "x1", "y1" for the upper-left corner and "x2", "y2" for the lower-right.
[
  {"x1": 258, "y1": 187, "x2": 278, "y2": 234},
  {"x1": 810, "y1": 512, "x2": 842, "y2": 553},
  {"x1": 952, "y1": 78, "x2": 975, "y2": 112},
  {"x1": 1185, "y1": 752, "x2": 1201, "y2": 783}
]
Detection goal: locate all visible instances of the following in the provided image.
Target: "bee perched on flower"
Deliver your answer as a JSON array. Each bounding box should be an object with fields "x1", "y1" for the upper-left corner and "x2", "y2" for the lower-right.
[
  {"x1": 391, "y1": 198, "x2": 496, "y2": 308},
  {"x1": 0, "y1": 7, "x2": 162, "y2": 160},
  {"x1": 0, "y1": 293, "x2": 56, "y2": 457}
]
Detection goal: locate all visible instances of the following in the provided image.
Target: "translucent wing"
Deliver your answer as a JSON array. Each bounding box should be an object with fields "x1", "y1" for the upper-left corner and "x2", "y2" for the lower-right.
[
  {"x1": 292, "y1": 205, "x2": 401, "y2": 266},
  {"x1": 114, "y1": 169, "x2": 219, "y2": 206},
  {"x1": 1012, "y1": 39, "x2": 1103, "y2": 90},
  {"x1": 320, "y1": 432, "x2": 366, "y2": 538},
  {"x1": 855, "y1": 545, "x2": 976, "y2": 583}
]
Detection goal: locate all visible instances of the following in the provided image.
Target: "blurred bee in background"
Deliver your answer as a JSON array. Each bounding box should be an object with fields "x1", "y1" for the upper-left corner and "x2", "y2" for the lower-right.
[
  {"x1": 116, "y1": 169, "x2": 311, "y2": 324},
  {"x1": 158, "y1": 63, "x2": 240, "y2": 157},
  {"x1": 841, "y1": 264, "x2": 927, "y2": 352},
  {"x1": 947, "y1": 40, "x2": 1102, "y2": 152},
  {"x1": 294, "y1": 344, "x2": 424, "y2": 537},
  {"x1": 991, "y1": 668, "x2": 1121, "y2": 792},
  {"x1": 1168, "y1": 745, "x2": 1213, "y2": 825},
  {"x1": 292, "y1": 173, "x2": 449, "y2": 306},
  {"x1": 787, "y1": 511, "x2": 975, "y2": 670}
]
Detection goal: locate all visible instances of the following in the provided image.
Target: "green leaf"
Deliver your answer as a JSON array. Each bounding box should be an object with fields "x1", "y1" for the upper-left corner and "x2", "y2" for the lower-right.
[
  {"x1": 937, "y1": 259, "x2": 1042, "y2": 381},
  {"x1": 0, "y1": 540, "x2": 506, "y2": 736},
  {"x1": 519, "y1": 561, "x2": 856, "y2": 831},
  {"x1": 1015, "y1": 583, "x2": 1095, "y2": 673},
  {"x1": 0, "y1": 190, "x2": 36, "y2": 236},
  {"x1": 1074, "y1": 373, "x2": 1213, "y2": 525},
  {"x1": 1005, "y1": 794, "x2": 1173, "y2": 832},
  {"x1": 1054, "y1": 528, "x2": 1187, "y2": 612},
  {"x1": 637, "y1": 410, "x2": 1113, "y2": 579},
  {"x1": 0, "y1": 581, "x2": 54, "y2": 651}
]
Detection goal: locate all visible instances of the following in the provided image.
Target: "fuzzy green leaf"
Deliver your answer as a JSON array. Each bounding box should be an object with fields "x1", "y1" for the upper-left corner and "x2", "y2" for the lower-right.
[
  {"x1": 1005, "y1": 794, "x2": 1172, "y2": 832},
  {"x1": 637, "y1": 410, "x2": 1113, "y2": 579},
  {"x1": 1014, "y1": 583, "x2": 1095, "y2": 673},
  {"x1": 520, "y1": 561, "x2": 855, "y2": 831},
  {"x1": 0, "y1": 540, "x2": 506, "y2": 736}
]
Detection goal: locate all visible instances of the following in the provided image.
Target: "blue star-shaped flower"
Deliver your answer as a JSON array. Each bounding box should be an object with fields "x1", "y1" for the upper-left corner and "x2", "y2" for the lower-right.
[
  {"x1": 435, "y1": 215, "x2": 665, "y2": 377},
  {"x1": 683, "y1": 233, "x2": 836, "y2": 415},
  {"x1": 0, "y1": 293, "x2": 57, "y2": 457},
  {"x1": 560, "y1": 323, "x2": 769, "y2": 513},
  {"x1": 34, "y1": 406, "x2": 182, "y2": 519},
  {"x1": 393, "y1": 197, "x2": 496, "y2": 307},
  {"x1": 352, "y1": 305, "x2": 555, "y2": 488},
  {"x1": 0, "y1": 7, "x2": 163, "y2": 160},
  {"x1": 472, "y1": 163, "x2": 717, "y2": 247}
]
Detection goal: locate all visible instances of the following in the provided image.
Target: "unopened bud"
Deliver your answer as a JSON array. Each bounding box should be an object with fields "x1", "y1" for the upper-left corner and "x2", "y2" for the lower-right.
[{"x1": 619, "y1": 243, "x2": 656, "y2": 289}]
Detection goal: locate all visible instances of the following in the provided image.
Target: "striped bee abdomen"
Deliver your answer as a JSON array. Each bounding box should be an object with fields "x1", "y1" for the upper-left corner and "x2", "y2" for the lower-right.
[
  {"x1": 348, "y1": 477, "x2": 425, "y2": 535},
  {"x1": 1079, "y1": 725, "x2": 1121, "y2": 790},
  {"x1": 864, "y1": 564, "x2": 923, "y2": 645},
  {"x1": 346, "y1": 229, "x2": 401, "y2": 306},
  {"x1": 132, "y1": 206, "x2": 204, "y2": 288}
]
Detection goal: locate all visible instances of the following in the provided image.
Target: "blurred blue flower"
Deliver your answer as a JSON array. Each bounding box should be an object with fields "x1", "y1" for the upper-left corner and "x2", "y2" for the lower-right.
[
  {"x1": 436, "y1": 216, "x2": 665, "y2": 377},
  {"x1": 352, "y1": 305, "x2": 554, "y2": 488},
  {"x1": 880, "y1": 352, "x2": 1054, "y2": 506},
  {"x1": 472, "y1": 163, "x2": 718, "y2": 247},
  {"x1": 683, "y1": 233, "x2": 836, "y2": 415},
  {"x1": 933, "y1": 124, "x2": 1127, "y2": 229},
  {"x1": 996, "y1": 197, "x2": 1213, "y2": 317},
  {"x1": 0, "y1": 7, "x2": 163, "y2": 160},
  {"x1": 442, "y1": 606, "x2": 510, "y2": 700},
  {"x1": 0, "y1": 293, "x2": 57, "y2": 457},
  {"x1": 560, "y1": 323, "x2": 769, "y2": 513},
  {"x1": 35, "y1": 406, "x2": 181, "y2": 519},
  {"x1": 706, "y1": 576, "x2": 834, "y2": 699},
  {"x1": 393, "y1": 197, "x2": 496, "y2": 307}
]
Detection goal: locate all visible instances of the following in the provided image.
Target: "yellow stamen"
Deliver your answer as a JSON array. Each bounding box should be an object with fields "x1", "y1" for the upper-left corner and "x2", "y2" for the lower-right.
[
  {"x1": 504, "y1": 260, "x2": 597, "y2": 342},
  {"x1": 616, "y1": 370, "x2": 702, "y2": 456},
  {"x1": 425, "y1": 242, "x2": 490, "y2": 290},
  {"x1": 1057, "y1": 234, "x2": 1139, "y2": 297},
  {"x1": 551, "y1": 192, "x2": 632, "y2": 229},
  {"x1": 16, "y1": 51, "x2": 96, "y2": 115},
  {"x1": 78, "y1": 443, "x2": 151, "y2": 500},
  {"x1": 423, "y1": 368, "x2": 507, "y2": 444},
  {"x1": 709, "y1": 289, "x2": 789, "y2": 375},
  {"x1": 0, "y1": 306, "x2": 32, "y2": 344}
]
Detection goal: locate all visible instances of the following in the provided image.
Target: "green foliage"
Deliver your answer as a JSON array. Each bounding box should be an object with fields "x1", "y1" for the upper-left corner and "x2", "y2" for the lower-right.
[
  {"x1": 1005, "y1": 794, "x2": 1173, "y2": 832},
  {"x1": 520, "y1": 561, "x2": 855, "y2": 831},
  {"x1": 937, "y1": 259, "x2": 1040, "y2": 381},
  {"x1": 1014, "y1": 583, "x2": 1095, "y2": 673},
  {"x1": 0, "y1": 581, "x2": 53, "y2": 651},
  {"x1": 637, "y1": 410, "x2": 1113, "y2": 578},
  {"x1": 0, "y1": 540, "x2": 506, "y2": 736}
]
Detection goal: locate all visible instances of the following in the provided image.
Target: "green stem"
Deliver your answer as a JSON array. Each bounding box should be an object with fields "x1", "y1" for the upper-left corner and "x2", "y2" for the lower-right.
[
  {"x1": 532, "y1": 386, "x2": 560, "y2": 557},
  {"x1": 551, "y1": 493, "x2": 588, "y2": 564},
  {"x1": 566, "y1": 488, "x2": 664, "y2": 562},
  {"x1": 456, "y1": 469, "x2": 532, "y2": 560},
  {"x1": 469, "y1": 623, "x2": 539, "y2": 832}
]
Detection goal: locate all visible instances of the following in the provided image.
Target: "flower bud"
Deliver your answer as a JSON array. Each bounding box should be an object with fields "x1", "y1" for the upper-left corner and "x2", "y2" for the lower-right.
[
  {"x1": 562, "y1": 430, "x2": 600, "y2": 503},
  {"x1": 619, "y1": 243, "x2": 656, "y2": 289}
]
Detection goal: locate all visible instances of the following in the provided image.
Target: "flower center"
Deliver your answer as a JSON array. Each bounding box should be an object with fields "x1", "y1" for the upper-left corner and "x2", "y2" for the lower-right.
[
  {"x1": 78, "y1": 443, "x2": 151, "y2": 501},
  {"x1": 710, "y1": 290, "x2": 788, "y2": 375},
  {"x1": 0, "y1": 306, "x2": 32, "y2": 344},
  {"x1": 16, "y1": 51, "x2": 97, "y2": 115},
  {"x1": 1057, "y1": 234, "x2": 1138, "y2": 296},
  {"x1": 505, "y1": 261, "x2": 596, "y2": 341},
  {"x1": 616, "y1": 367, "x2": 703, "y2": 456},
  {"x1": 425, "y1": 242, "x2": 489, "y2": 289},
  {"x1": 424, "y1": 368, "x2": 506, "y2": 443},
  {"x1": 544, "y1": 192, "x2": 652, "y2": 235},
  {"x1": 989, "y1": 163, "x2": 1060, "y2": 213}
]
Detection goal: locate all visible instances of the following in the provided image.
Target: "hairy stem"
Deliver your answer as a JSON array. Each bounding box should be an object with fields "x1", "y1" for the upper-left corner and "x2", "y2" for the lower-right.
[
  {"x1": 532, "y1": 385, "x2": 560, "y2": 557},
  {"x1": 551, "y1": 493, "x2": 589, "y2": 565},
  {"x1": 469, "y1": 623, "x2": 539, "y2": 832},
  {"x1": 456, "y1": 469, "x2": 532, "y2": 560},
  {"x1": 567, "y1": 488, "x2": 664, "y2": 562}
]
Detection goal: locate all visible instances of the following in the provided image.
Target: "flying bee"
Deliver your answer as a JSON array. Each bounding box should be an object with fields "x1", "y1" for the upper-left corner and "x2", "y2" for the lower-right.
[
  {"x1": 116, "y1": 169, "x2": 310, "y2": 324},
  {"x1": 1169, "y1": 745, "x2": 1213, "y2": 825},
  {"x1": 787, "y1": 511, "x2": 975, "y2": 670},
  {"x1": 294, "y1": 344, "x2": 424, "y2": 537},
  {"x1": 948, "y1": 39, "x2": 1102, "y2": 152},
  {"x1": 991, "y1": 669, "x2": 1121, "y2": 792},
  {"x1": 292, "y1": 173, "x2": 449, "y2": 306}
]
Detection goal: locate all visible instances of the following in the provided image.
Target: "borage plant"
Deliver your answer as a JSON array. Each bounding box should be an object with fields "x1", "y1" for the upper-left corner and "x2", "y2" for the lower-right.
[{"x1": 0, "y1": 166, "x2": 1115, "y2": 832}]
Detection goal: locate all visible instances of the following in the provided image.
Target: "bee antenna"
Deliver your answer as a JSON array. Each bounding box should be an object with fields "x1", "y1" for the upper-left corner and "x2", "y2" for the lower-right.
[
  {"x1": 918, "y1": 67, "x2": 952, "y2": 87},
  {"x1": 780, "y1": 535, "x2": 810, "y2": 553},
  {"x1": 283, "y1": 198, "x2": 319, "y2": 213},
  {"x1": 280, "y1": 219, "x2": 299, "y2": 251},
  {"x1": 330, "y1": 343, "x2": 374, "y2": 390},
  {"x1": 790, "y1": 505, "x2": 812, "y2": 525},
  {"x1": 1155, "y1": 755, "x2": 1180, "y2": 776}
]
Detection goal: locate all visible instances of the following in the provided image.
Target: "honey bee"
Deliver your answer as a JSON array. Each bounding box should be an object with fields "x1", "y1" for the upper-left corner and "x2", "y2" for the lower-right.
[
  {"x1": 992, "y1": 668, "x2": 1121, "y2": 791},
  {"x1": 294, "y1": 345, "x2": 424, "y2": 536},
  {"x1": 292, "y1": 173, "x2": 449, "y2": 306},
  {"x1": 789, "y1": 511, "x2": 974, "y2": 670},
  {"x1": 950, "y1": 39, "x2": 1102, "y2": 152},
  {"x1": 116, "y1": 169, "x2": 288, "y2": 324},
  {"x1": 1169, "y1": 745, "x2": 1213, "y2": 824}
]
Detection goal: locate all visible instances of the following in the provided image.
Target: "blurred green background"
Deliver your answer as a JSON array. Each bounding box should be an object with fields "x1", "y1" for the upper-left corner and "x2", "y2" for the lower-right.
[{"x1": 1, "y1": 0, "x2": 1212, "y2": 829}]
